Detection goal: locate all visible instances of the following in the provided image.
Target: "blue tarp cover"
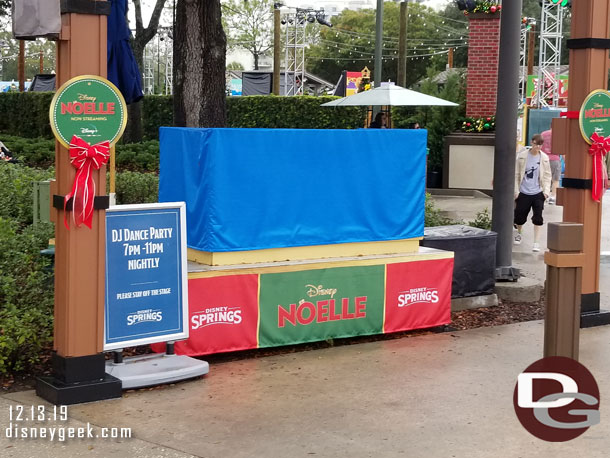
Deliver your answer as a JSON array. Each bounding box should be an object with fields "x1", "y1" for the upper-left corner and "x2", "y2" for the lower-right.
[{"x1": 159, "y1": 128, "x2": 426, "y2": 252}]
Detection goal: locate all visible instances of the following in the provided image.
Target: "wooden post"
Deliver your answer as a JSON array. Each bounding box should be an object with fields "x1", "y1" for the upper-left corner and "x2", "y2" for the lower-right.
[
  {"x1": 39, "y1": 49, "x2": 44, "y2": 73},
  {"x1": 18, "y1": 40, "x2": 25, "y2": 91},
  {"x1": 544, "y1": 223, "x2": 584, "y2": 359},
  {"x1": 554, "y1": 0, "x2": 610, "y2": 327},
  {"x1": 448, "y1": 47, "x2": 454, "y2": 69},
  {"x1": 36, "y1": 0, "x2": 122, "y2": 405},
  {"x1": 397, "y1": 1, "x2": 408, "y2": 87}
]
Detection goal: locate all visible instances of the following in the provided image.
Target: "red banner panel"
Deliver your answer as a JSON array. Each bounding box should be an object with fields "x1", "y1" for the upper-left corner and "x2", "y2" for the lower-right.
[
  {"x1": 384, "y1": 259, "x2": 453, "y2": 334},
  {"x1": 153, "y1": 274, "x2": 260, "y2": 356}
]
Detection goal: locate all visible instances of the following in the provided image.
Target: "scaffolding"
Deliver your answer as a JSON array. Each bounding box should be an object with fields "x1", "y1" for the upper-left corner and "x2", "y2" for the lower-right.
[
  {"x1": 283, "y1": 9, "x2": 307, "y2": 96},
  {"x1": 519, "y1": 21, "x2": 528, "y2": 105},
  {"x1": 143, "y1": 45, "x2": 154, "y2": 95},
  {"x1": 164, "y1": 35, "x2": 173, "y2": 95},
  {"x1": 534, "y1": 1, "x2": 564, "y2": 108}
]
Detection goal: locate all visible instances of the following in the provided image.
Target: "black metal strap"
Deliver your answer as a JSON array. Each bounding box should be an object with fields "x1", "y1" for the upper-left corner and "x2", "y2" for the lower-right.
[
  {"x1": 60, "y1": 0, "x2": 112, "y2": 15},
  {"x1": 567, "y1": 38, "x2": 610, "y2": 50},
  {"x1": 53, "y1": 195, "x2": 110, "y2": 211},
  {"x1": 561, "y1": 178, "x2": 592, "y2": 190}
]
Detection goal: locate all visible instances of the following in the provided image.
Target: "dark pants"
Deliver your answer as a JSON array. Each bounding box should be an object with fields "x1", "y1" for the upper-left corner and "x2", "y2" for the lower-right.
[{"x1": 514, "y1": 192, "x2": 545, "y2": 226}]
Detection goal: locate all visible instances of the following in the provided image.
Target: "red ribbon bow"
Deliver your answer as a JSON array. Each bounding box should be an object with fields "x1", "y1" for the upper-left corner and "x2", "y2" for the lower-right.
[
  {"x1": 65, "y1": 135, "x2": 110, "y2": 229},
  {"x1": 589, "y1": 132, "x2": 610, "y2": 202}
]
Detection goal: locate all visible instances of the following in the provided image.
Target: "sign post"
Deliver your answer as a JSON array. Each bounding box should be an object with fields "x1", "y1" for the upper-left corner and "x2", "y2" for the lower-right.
[
  {"x1": 104, "y1": 203, "x2": 208, "y2": 389},
  {"x1": 551, "y1": 0, "x2": 610, "y2": 328},
  {"x1": 36, "y1": 1, "x2": 124, "y2": 405}
]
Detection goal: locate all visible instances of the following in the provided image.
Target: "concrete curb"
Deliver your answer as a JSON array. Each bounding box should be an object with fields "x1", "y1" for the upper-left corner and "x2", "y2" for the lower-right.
[
  {"x1": 495, "y1": 276, "x2": 543, "y2": 303},
  {"x1": 451, "y1": 294, "x2": 499, "y2": 312}
]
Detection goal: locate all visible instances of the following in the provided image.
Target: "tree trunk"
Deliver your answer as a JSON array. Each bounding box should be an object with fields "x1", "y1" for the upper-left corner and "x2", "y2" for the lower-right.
[
  {"x1": 174, "y1": 0, "x2": 226, "y2": 127},
  {"x1": 254, "y1": 53, "x2": 259, "y2": 70},
  {"x1": 123, "y1": 41, "x2": 145, "y2": 143}
]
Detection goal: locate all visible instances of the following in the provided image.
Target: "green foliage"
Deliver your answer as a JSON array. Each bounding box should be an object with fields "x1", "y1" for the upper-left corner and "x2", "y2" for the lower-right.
[
  {"x1": 227, "y1": 61, "x2": 245, "y2": 71},
  {"x1": 1, "y1": 135, "x2": 160, "y2": 172},
  {"x1": 226, "y1": 95, "x2": 366, "y2": 129},
  {"x1": 142, "y1": 96, "x2": 173, "y2": 140},
  {"x1": 459, "y1": 115, "x2": 495, "y2": 133},
  {"x1": 468, "y1": 208, "x2": 492, "y2": 230},
  {"x1": 424, "y1": 193, "x2": 456, "y2": 227},
  {"x1": 0, "y1": 134, "x2": 55, "y2": 168},
  {"x1": 114, "y1": 171, "x2": 159, "y2": 205},
  {"x1": 5, "y1": 93, "x2": 368, "y2": 141},
  {"x1": 394, "y1": 69, "x2": 466, "y2": 171},
  {"x1": 223, "y1": 0, "x2": 273, "y2": 69},
  {"x1": 0, "y1": 92, "x2": 54, "y2": 138},
  {"x1": 306, "y1": 2, "x2": 468, "y2": 88},
  {"x1": 0, "y1": 163, "x2": 54, "y2": 226},
  {"x1": 115, "y1": 140, "x2": 160, "y2": 172},
  {"x1": 0, "y1": 218, "x2": 54, "y2": 376},
  {"x1": 456, "y1": 0, "x2": 501, "y2": 14},
  {"x1": 0, "y1": 31, "x2": 56, "y2": 81}
]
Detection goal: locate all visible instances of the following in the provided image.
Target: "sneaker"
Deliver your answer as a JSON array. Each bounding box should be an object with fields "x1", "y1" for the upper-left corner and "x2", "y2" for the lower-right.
[
  {"x1": 514, "y1": 232, "x2": 522, "y2": 245},
  {"x1": 532, "y1": 242, "x2": 540, "y2": 252}
]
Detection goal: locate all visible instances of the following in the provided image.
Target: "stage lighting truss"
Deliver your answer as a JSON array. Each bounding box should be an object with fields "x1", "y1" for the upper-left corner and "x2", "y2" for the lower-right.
[{"x1": 282, "y1": 7, "x2": 332, "y2": 96}]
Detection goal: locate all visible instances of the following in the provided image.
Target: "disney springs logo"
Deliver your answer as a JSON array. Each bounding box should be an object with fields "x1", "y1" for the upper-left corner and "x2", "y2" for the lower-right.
[
  {"x1": 397, "y1": 287, "x2": 439, "y2": 307},
  {"x1": 513, "y1": 356, "x2": 600, "y2": 442}
]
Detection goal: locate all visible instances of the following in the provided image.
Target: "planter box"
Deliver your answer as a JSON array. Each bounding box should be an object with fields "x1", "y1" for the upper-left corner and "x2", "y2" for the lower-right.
[
  {"x1": 420, "y1": 225, "x2": 496, "y2": 298},
  {"x1": 443, "y1": 132, "x2": 495, "y2": 192}
]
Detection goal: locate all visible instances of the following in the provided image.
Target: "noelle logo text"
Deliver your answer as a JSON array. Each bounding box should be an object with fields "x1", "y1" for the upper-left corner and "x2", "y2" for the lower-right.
[
  {"x1": 126, "y1": 309, "x2": 163, "y2": 326},
  {"x1": 191, "y1": 307, "x2": 243, "y2": 330},
  {"x1": 397, "y1": 287, "x2": 439, "y2": 307}
]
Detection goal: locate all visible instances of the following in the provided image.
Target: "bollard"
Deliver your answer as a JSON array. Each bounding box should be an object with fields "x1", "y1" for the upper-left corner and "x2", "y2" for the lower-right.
[{"x1": 543, "y1": 222, "x2": 585, "y2": 360}]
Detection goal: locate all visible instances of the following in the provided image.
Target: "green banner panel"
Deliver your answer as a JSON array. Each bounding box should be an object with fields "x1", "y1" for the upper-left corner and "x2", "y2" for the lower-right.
[{"x1": 259, "y1": 265, "x2": 384, "y2": 347}]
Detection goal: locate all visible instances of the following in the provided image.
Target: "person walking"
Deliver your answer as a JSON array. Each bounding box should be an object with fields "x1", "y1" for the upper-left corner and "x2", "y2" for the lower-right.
[
  {"x1": 540, "y1": 129, "x2": 561, "y2": 204},
  {"x1": 514, "y1": 133, "x2": 552, "y2": 252}
]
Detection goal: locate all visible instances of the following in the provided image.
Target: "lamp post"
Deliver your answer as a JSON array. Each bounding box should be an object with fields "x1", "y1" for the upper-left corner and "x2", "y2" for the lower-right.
[{"x1": 374, "y1": 0, "x2": 383, "y2": 87}]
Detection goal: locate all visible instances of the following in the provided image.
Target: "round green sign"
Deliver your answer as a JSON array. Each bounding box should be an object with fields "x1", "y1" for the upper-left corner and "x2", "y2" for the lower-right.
[
  {"x1": 49, "y1": 75, "x2": 127, "y2": 148},
  {"x1": 579, "y1": 89, "x2": 610, "y2": 145}
]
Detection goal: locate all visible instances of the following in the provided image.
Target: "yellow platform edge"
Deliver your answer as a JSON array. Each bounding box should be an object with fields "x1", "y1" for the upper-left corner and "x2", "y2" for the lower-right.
[
  {"x1": 188, "y1": 238, "x2": 422, "y2": 267},
  {"x1": 188, "y1": 247, "x2": 453, "y2": 279}
]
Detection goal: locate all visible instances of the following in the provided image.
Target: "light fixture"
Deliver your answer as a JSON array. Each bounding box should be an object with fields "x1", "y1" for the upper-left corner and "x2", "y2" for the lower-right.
[{"x1": 316, "y1": 13, "x2": 332, "y2": 28}]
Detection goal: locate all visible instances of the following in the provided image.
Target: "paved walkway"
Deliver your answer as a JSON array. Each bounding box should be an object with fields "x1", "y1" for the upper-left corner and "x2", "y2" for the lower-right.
[
  {"x1": 2, "y1": 193, "x2": 610, "y2": 457},
  {"x1": 2, "y1": 321, "x2": 610, "y2": 457}
]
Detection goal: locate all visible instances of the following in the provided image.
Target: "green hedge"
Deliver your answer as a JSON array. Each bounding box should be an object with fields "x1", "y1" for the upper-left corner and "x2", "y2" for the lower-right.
[
  {"x1": 0, "y1": 92, "x2": 54, "y2": 138},
  {"x1": 142, "y1": 95, "x2": 366, "y2": 138},
  {"x1": 2, "y1": 93, "x2": 369, "y2": 140},
  {"x1": 1, "y1": 135, "x2": 160, "y2": 172},
  {"x1": 0, "y1": 218, "x2": 54, "y2": 376},
  {"x1": 114, "y1": 171, "x2": 159, "y2": 204},
  {"x1": 225, "y1": 96, "x2": 366, "y2": 130},
  {"x1": 142, "y1": 96, "x2": 173, "y2": 140},
  {"x1": 0, "y1": 163, "x2": 54, "y2": 226}
]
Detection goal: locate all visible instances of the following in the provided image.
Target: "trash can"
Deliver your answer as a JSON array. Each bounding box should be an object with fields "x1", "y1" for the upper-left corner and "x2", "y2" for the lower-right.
[{"x1": 420, "y1": 225, "x2": 497, "y2": 298}]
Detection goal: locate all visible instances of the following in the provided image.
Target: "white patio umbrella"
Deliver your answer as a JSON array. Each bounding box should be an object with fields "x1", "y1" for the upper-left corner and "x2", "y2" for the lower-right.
[{"x1": 321, "y1": 84, "x2": 459, "y2": 107}]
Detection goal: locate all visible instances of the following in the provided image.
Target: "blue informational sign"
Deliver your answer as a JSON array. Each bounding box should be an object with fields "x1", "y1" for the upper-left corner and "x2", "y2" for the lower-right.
[{"x1": 104, "y1": 203, "x2": 188, "y2": 350}]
